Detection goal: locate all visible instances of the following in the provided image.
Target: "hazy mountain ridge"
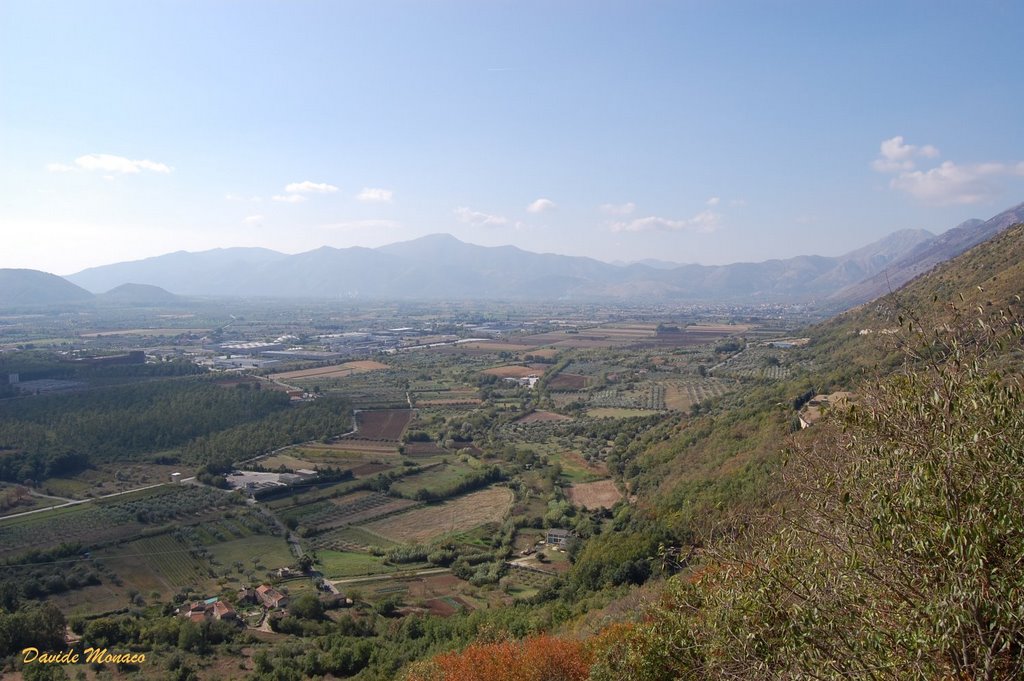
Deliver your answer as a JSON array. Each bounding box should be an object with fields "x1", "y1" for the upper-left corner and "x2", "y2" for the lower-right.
[
  {"x1": 96, "y1": 283, "x2": 182, "y2": 306},
  {"x1": 60, "y1": 226, "x2": 944, "y2": 304},
  {"x1": 829, "y1": 204, "x2": 1024, "y2": 306},
  {"x1": 0, "y1": 269, "x2": 94, "y2": 308},
  {"x1": 3, "y1": 204, "x2": 1012, "y2": 307}
]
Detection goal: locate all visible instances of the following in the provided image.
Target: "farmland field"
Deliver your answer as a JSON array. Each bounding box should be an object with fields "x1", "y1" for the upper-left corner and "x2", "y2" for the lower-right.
[
  {"x1": 349, "y1": 409, "x2": 413, "y2": 440},
  {"x1": 363, "y1": 486, "x2": 514, "y2": 544},
  {"x1": 310, "y1": 525, "x2": 398, "y2": 552},
  {"x1": 269, "y1": 360, "x2": 390, "y2": 381},
  {"x1": 412, "y1": 388, "x2": 481, "y2": 406},
  {"x1": 311, "y1": 440, "x2": 401, "y2": 455},
  {"x1": 453, "y1": 341, "x2": 537, "y2": 352},
  {"x1": 565, "y1": 480, "x2": 622, "y2": 509},
  {"x1": 99, "y1": 533, "x2": 211, "y2": 595},
  {"x1": 300, "y1": 491, "x2": 419, "y2": 530},
  {"x1": 0, "y1": 485, "x2": 234, "y2": 559},
  {"x1": 589, "y1": 383, "x2": 665, "y2": 410},
  {"x1": 318, "y1": 550, "x2": 395, "y2": 578},
  {"x1": 664, "y1": 378, "x2": 734, "y2": 410},
  {"x1": 389, "y1": 463, "x2": 478, "y2": 499},
  {"x1": 515, "y1": 410, "x2": 572, "y2": 424},
  {"x1": 482, "y1": 364, "x2": 547, "y2": 378},
  {"x1": 586, "y1": 407, "x2": 655, "y2": 419},
  {"x1": 207, "y1": 535, "x2": 294, "y2": 571},
  {"x1": 547, "y1": 373, "x2": 588, "y2": 391}
]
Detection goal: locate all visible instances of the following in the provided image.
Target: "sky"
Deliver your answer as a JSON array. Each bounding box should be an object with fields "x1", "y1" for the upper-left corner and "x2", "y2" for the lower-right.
[{"x1": 2, "y1": 1, "x2": 1023, "y2": 275}]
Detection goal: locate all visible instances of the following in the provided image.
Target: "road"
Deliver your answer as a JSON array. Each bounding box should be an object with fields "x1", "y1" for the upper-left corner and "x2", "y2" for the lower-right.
[{"x1": 0, "y1": 481, "x2": 172, "y2": 521}]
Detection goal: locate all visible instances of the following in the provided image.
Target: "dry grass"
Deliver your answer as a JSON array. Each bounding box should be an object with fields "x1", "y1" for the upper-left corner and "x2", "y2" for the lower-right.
[
  {"x1": 548, "y1": 374, "x2": 587, "y2": 391},
  {"x1": 664, "y1": 382, "x2": 688, "y2": 411},
  {"x1": 565, "y1": 480, "x2": 622, "y2": 509},
  {"x1": 483, "y1": 364, "x2": 547, "y2": 378},
  {"x1": 270, "y1": 360, "x2": 389, "y2": 380},
  {"x1": 363, "y1": 487, "x2": 514, "y2": 544}
]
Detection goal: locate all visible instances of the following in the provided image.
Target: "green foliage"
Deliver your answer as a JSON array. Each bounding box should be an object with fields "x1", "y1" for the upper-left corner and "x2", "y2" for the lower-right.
[
  {"x1": 186, "y1": 395, "x2": 350, "y2": 471},
  {"x1": 0, "y1": 602, "x2": 65, "y2": 657},
  {"x1": 593, "y1": 312, "x2": 1024, "y2": 679},
  {"x1": 288, "y1": 593, "x2": 324, "y2": 620},
  {"x1": 406, "y1": 466, "x2": 503, "y2": 502},
  {"x1": 0, "y1": 378, "x2": 290, "y2": 481}
]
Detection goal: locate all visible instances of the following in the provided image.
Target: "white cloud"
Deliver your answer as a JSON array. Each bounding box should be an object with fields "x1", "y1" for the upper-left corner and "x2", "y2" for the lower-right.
[
  {"x1": 454, "y1": 206, "x2": 509, "y2": 227},
  {"x1": 872, "y1": 137, "x2": 1024, "y2": 205},
  {"x1": 706, "y1": 196, "x2": 721, "y2": 207},
  {"x1": 871, "y1": 136, "x2": 941, "y2": 173},
  {"x1": 355, "y1": 187, "x2": 394, "y2": 203},
  {"x1": 272, "y1": 194, "x2": 307, "y2": 203},
  {"x1": 526, "y1": 198, "x2": 556, "y2": 213},
  {"x1": 47, "y1": 154, "x2": 172, "y2": 174},
  {"x1": 285, "y1": 180, "x2": 338, "y2": 194},
  {"x1": 242, "y1": 215, "x2": 264, "y2": 225},
  {"x1": 611, "y1": 210, "x2": 722, "y2": 234},
  {"x1": 889, "y1": 160, "x2": 1024, "y2": 205},
  {"x1": 600, "y1": 202, "x2": 636, "y2": 216},
  {"x1": 72, "y1": 153, "x2": 172, "y2": 174}
]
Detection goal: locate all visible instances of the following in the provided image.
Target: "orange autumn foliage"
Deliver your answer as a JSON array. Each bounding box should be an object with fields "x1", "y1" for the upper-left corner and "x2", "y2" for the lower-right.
[{"x1": 404, "y1": 634, "x2": 593, "y2": 681}]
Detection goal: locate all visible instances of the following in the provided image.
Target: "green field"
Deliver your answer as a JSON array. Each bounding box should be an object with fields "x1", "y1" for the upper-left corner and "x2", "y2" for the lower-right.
[
  {"x1": 208, "y1": 535, "x2": 294, "y2": 572},
  {"x1": 389, "y1": 462, "x2": 477, "y2": 498},
  {"x1": 317, "y1": 550, "x2": 395, "y2": 578},
  {"x1": 99, "y1": 533, "x2": 211, "y2": 597}
]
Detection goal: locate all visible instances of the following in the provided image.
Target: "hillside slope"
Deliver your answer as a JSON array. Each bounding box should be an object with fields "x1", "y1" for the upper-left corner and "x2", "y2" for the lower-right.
[
  {"x1": 0, "y1": 269, "x2": 94, "y2": 308},
  {"x1": 584, "y1": 221, "x2": 1024, "y2": 680},
  {"x1": 829, "y1": 202, "x2": 1024, "y2": 307}
]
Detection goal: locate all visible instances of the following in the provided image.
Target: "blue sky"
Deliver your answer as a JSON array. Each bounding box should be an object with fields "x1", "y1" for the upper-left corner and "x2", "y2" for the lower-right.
[{"x1": 2, "y1": 1, "x2": 1023, "y2": 275}]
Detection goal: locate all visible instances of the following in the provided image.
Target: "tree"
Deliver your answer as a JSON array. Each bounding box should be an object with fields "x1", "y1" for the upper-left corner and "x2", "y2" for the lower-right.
[
  {"x1": 405, "y1": 635, "x2": 592, "y2": 681},
  {"x1": 289, "y1": 593, "x2": 323, "y2": 620},
  {"x1": 591, "y1": 310, "x2": 1024, "y2": 680}
]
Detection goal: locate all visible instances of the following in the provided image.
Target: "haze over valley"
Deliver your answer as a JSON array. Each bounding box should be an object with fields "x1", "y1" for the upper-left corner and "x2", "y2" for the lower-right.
[{"x1": 2, "y1": 2, "x2": 1023, "y2": 680}]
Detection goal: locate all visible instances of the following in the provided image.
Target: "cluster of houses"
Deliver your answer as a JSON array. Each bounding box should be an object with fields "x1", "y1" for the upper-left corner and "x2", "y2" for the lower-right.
[
  {"x1": 178, "y1": 584, "x2": 290, "y2": 623},
  {"x1": 179, "y1": 597, "x2": 237, "y2": 623}
]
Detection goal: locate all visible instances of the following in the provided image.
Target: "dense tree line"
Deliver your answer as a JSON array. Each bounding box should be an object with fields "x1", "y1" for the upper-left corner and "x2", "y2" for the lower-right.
[
  {"x1": 0, "y1": 379, "x2": 291, "y2": 482},
  {"x1": 189, "y1": 395, "x2": 350, "y2": 473}
]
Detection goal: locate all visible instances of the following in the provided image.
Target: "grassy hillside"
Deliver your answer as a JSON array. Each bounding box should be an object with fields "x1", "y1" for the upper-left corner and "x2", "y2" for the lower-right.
[{"x1": 412, "y1": 225, "x2": 1024, "y2": 680}]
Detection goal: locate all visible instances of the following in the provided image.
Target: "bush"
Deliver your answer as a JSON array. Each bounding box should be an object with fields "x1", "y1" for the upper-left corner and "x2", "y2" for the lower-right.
[{"x1": 591, "y1": 313, "x2": 1024, "y2": 680}]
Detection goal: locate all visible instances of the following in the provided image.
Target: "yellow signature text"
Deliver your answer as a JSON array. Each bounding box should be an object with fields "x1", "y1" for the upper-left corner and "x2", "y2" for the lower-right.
[{"x1": 22, "y1": 647, "x2": 147, "y2": 665}]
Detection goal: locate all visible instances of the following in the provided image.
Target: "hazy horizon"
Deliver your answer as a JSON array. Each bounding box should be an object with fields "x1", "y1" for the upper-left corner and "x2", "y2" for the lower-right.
[
  {"x1": 3, "y1": 1, "x2": 1024, "y2": 275},
  {"x1": 2, "y1": 222, "x2": 953, "y2": 278}
]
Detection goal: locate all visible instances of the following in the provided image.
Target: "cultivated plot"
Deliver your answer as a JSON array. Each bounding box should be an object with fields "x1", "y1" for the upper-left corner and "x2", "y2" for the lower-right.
[{"x1": 363, "y1": 486, "x2": 514, "y2": 544}]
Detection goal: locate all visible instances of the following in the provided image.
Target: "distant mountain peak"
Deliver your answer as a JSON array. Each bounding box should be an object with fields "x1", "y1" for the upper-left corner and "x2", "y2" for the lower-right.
[
  {"x1": 50, "y1": 201, "x2": 1024, "y2": 306},
  {"x1": 0, "y1": 269, "x2": 94, "y2": 307}
]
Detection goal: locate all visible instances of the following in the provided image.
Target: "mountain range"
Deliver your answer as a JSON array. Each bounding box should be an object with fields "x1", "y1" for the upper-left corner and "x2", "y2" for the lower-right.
[{"x1": 3, "y1": 202, "x2": 1022, "y2": 309}]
